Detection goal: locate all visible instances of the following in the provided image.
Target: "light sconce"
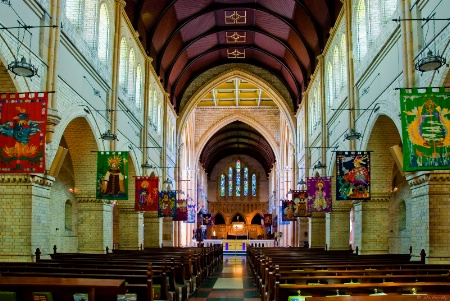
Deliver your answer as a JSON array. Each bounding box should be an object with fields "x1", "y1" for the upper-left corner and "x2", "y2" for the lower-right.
[
  {"x1": 1, "y1": 0, "x2": 11, "y2": 5},
  {"x1": 297, "y1": 179, "x2": 306, "y2": 186},
  {"x1": 8, "y1": 56, "x2": 38, "y2": 78},
  {"x1": 163, "y1": 178, "x2": 173, "y2": 185},
  {"x1": 141, "y1": 161, "x2": 153, "y2": 169},
  {"x1": 100, "y1": 129, "x2": 118, "y2": 141},
  {"x1": 344, "y1": 129, "x2": 362, "y2": 141},
  {"x1": 415, "y1": 50, "x2": 447, "y2": 72},
  {"x1": 314, "y1": 161, "x2": 326, "y2": 169}
]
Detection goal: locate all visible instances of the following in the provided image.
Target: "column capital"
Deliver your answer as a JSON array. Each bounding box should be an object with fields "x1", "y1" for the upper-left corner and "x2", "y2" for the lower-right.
[
  {"x1": 407, "y1": 170, "x2": 450, "y2": 187},
  {"x1": 115, "y1": 0, "x2": 126, "y2": 8}
]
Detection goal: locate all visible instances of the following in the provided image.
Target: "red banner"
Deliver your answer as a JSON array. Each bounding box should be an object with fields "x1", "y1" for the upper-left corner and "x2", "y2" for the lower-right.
[
  {"x1": 135, "y1": 176, "x2": 159, "y2": 211},
  {"x1": 173, "y1": 199, "x2": 188, "y2": 221},
  {"x1": 0, "y1": 92, "x2": 48, "y2": 173}
]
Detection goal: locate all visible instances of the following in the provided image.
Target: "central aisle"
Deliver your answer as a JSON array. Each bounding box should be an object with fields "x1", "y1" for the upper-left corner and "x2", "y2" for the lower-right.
[{"x1": 189, "y1": 256, "x2": 261, "y2": 301}]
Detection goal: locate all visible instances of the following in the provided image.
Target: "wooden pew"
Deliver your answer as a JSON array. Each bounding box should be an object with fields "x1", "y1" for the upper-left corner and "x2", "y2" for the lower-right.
[{"x1": 0, "y1": 276, "x2": 126, "y2": 301}]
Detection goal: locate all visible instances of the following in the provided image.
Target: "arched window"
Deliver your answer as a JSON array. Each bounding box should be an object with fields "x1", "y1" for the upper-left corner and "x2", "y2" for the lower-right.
[
  {"x1": 235, "y1": 160, "x2": 241, "y2": 196},
  {"x1": 368, "y1": 0, "x2": 381, "y2": 46},
  {"x1": 327, "y1": 62, "x2": 334, "y2": 108},
  {"x1": 333, "y1": 45, "x2": 339, "y2": 97},
  {"x1": 65, "y1": 200, "x2": 73, "y2": 231},
  {"x1": 382, "y1": 0, "x2": 397, "y2": 25},
  {"x1": 399, "y1": 200, "x2": 407, "y2": 231},
  {"x1": 119, "y1": 38, "x2": 128, "y2": 92},
  {"x1": 228, "y1": 167, "x2": 233, "y2": 196},
  {"x1": 243, "y1": 167, "x2": 248, "y2": 196},
  {"x1": 65, "y1": 0, "x2": 84, "y2": 30},
  {"x1": 83, "y1": 0, "x2": 98, "y2": 49},
  {"x1": 127, "y1": 49, "x2": 136, "y2": 103},
  {"x1": 356, "y1": 0, "x2": 368, "y2": 61},
  {"x1": 220, "y1": 174, "x2": 225, "y2": 197},
  {"x1": 313, "y1": 86, "x2": 321, "y2": 132},
  {"x1": 157, "y1": 103, "x2": 162, "y2": 133},
  {"x1": 135, "y1": 65, "x2": 143, "y2": 110},
  {"x1": 252, "y1": 174, "x2": 256, "y2": 196},
  {"x1": 152, "y1": 91, "x2": 158, "y2": 127},
  {"x1": 98, "y1": 3, "x2": 110, "y2": 63},
  {"x1": 148, "y1": 88, "x2": 153, "y2": 123},
  {"x1": 340, "y1": 34, "x2": 347, "y2": 89}
]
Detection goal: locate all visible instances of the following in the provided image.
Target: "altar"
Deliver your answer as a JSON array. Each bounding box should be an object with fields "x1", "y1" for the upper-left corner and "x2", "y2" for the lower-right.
[{"x1": 228, "y1": 222, "x2": 248, "y2": 239}]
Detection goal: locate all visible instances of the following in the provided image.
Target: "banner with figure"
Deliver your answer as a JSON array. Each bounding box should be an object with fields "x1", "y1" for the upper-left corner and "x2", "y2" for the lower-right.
[
  {"x1": 96, "y1": 152, "x2": 128, "y2": 200},
  {"x1": 292, "y1": 190, "x2": 309, "y2": 217},
  {"x1": 0, "y1": 92, "x2": 48, "y2": 173},
  {"x1": 173, "y1": 199, "x2": 188, "y2": 221},
  {"x1": 401, "y1": 87, "x2": 450, "y2": 171},
  {"x1": 306, "y1": 177, "x2": 332, "y2": 212},
  {"x1": 135, "y1": 176, "x2": 159, "y2": 211},
  {"x1": 336, "y1": 151, "x2": 371, "y2": 200},
  {"x1": 202, "y1": 213, "x2": 212, "y2": 226},
  {"x1": 282, "y1": 199, "x2": 296, "y2": 221},
  {"x1": 263, "y1": 213, "x2": 272, "y2": 226},
  {"x1": 158, "y1": 190, "x2": 176, "y2": 218}
]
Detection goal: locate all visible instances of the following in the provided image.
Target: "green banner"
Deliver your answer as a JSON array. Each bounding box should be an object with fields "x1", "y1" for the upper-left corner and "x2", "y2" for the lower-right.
[
  {"x1": 400, "y1": 87, "x2": 450, "y2": 171},
  {"x1": 96, "y1": 151, "x2": 129, "y2": 200}
]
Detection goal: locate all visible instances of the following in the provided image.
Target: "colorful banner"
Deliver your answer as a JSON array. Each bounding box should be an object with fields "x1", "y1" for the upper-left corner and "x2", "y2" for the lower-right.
[
  {"x1": 202, "y1": 214, "x2": 212, "y2": 226},
  {"x1": 400, "y1": 87, "x2": 450, "y2": 171},
  {"x1": 173, "y1": 199, "x2": 188, "y2": 221},
  {"x1": 307, "y1": 177, "x2": 332, "y2": 212},
  {"x1": 292, "y1": 190, "x2": 309, "y2": 217},
  {"x1": 135, "y1": 176, "x2": 159, "y2": 211},
  {"x1": 263, "y1": 214, "x2": 272, "y2": 226},
  {"x1": 96, "y1": 152, "x2": 128, "y2": 200},
  {"x1": 0, "y1": 92, "x2": 48, "y2": 173},
  {"x1": 185, "y1": 202, "x2": 196, "y2": 223},
  {"x1": 158, "y1": 190, "x2": 176, "y2": 218},
  {"x1": 282, "y1": 199, "x2": 296, "y2": 221},
  {"x1": 336, "y1": 151, "x2": 371, "y2": 200},
  {"x1": 279, "y1": 205, "x2": 290, "y2": 224}
]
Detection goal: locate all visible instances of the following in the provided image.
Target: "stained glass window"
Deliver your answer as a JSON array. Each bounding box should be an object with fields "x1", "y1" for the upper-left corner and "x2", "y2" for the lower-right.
[
  {"x1": 252, "y1": 174, "x2": 256, "y2": 196},
  {"x1": 220, "y1": 174, "x2": 225, "y2": 197},
  {"x1": 243, "y1": 167, "x2": 248, "y2": 196},
  {"x1": 228, "y1": 167, "x2": 233, "y2": 196},
  {"x1": 236, "y1": 160, "x2": 241, "y2": 196}
]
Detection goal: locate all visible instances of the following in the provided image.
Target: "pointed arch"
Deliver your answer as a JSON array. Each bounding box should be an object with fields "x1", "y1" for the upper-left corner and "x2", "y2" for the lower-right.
[
  {"x1": 98, "y1": 3, "x2": 110, "y2": 63},
  {"x1": 355, "y1": 0, "x2": 368, "y2": 61}
]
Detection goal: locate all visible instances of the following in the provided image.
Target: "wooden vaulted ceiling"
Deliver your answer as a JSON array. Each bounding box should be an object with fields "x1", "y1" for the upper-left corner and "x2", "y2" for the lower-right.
[{"x1": 124, "y1": 0, "x2": 342, "y2": 175}]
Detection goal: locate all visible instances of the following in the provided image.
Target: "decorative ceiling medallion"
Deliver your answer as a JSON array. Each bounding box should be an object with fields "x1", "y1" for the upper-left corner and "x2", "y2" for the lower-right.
[
  {"x1": 225, "y1": 11, "x2": 247, "y2": 24},
  {"x1": 227, "y1": 49, "x2": 245, "y2": 59},
  {"x1": 226, "y1": 32, "x2": 247, "y2": 43}
]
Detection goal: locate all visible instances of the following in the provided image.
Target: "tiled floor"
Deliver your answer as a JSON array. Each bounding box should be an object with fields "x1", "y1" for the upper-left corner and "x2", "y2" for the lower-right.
[{"x1": 189, "y1": 256, "x2": 261, "y2": 301}]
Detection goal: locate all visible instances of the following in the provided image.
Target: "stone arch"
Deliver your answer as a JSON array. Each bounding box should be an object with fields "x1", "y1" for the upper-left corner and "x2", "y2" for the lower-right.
[
  {"x1": 364, "y1": 115, "x2": 402, "y2": 194},
  {"x1": 59, "y1": 117, "x2": 101, "y2": 198},
  {"x1": 229, "y1": 211, "x2": 247, "y2": 224},
  {"x1": 357, "y1": 99, "x2": 402, "y2": 151},
  {"x1": 178, "y1": 68, "x2": 296, "y2": 146},
  {"x1": 195, "y1": 113, "x2": 280, "y2": 167}
]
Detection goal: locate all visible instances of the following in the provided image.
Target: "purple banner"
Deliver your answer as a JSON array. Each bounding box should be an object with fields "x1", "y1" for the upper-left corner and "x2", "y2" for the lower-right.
[{"x1": 307, "y1": 177, "x2": 332, "y2": 212}]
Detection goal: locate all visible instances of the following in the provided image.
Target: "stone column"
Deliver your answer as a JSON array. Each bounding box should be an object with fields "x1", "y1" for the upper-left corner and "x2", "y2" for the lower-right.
[
  {"x1": 326, "y1": 207, "x2": 351, "y2": 250},
  {"x1": 118, "y1": 207, "x2": 143, "y2": 250},
  {"x1": 162, "y1": 217, "x2": 174, "y2": 246},
  {"x1": 309, "y1": 213, "x2": 326, "y2": 248},
  {"x1": 0, "y1": 174, "x2": 54, "y2": 261},
  {"x1": 144, "y1": 212, "x2": 161, "y2": 247},
  {"x1": 407, "y1": 171, "x2": 450, "y2": 263},
  {"x1": 298, "y1": 217, "x2": 309, "y2": 247},
  {"x1": 77, "y1": 198, "x2": 113, "y2": 253},
  {"x1": 352, "y1": 194, "x2": 390, "y2": 254}
]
